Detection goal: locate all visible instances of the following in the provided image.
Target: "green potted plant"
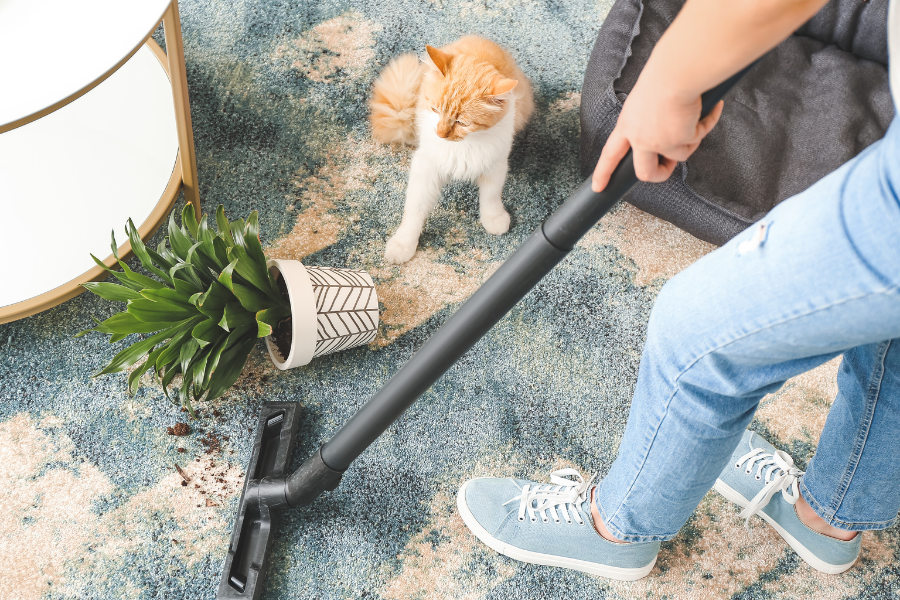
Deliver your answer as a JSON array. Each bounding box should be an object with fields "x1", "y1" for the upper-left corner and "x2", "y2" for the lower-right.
[{"x1": 78, "y1": 205, "x2": 379, "y2": 414}]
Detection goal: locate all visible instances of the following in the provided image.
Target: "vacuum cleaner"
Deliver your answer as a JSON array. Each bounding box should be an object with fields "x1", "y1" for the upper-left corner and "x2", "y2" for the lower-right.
[{"x1": 217, "y1": 64, "x2": 755, "y2": 599}]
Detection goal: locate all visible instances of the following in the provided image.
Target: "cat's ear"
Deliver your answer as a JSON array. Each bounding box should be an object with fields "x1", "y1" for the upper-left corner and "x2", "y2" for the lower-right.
[
  {"x1": 425, "y1": 45, "x2": 451, "y2": 76},
  {"x1": 490, "y1": 78, "x2": 518, "y2": 98}
]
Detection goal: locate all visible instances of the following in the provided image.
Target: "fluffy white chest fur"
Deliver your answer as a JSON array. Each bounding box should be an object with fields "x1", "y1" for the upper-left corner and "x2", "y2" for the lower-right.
[
  {"x1": 415, "y1": 98, "x2": 517, "y2": 181},
  {"x1": 383, "y1": 99, "x2": 518, "y2": 264}
]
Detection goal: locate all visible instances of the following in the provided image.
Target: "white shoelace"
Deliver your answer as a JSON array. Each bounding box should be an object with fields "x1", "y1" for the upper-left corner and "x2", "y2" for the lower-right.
[
  {"x1": 503, "y1": 468, "x2": 596, "y2": 526},
  {"x1": 734, "y1": 433, "x2": 804, "y2": 525}
]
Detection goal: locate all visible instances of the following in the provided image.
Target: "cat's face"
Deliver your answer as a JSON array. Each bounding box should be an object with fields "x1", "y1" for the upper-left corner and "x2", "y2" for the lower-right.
[{"x1": 421, "y1": 45, "x2": 517, "y2": 142}]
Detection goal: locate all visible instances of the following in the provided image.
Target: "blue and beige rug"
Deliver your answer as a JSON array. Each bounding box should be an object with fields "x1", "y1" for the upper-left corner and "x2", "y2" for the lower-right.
[{"x1": 2, "y1": 0, "x2": 897, "y2": 598}]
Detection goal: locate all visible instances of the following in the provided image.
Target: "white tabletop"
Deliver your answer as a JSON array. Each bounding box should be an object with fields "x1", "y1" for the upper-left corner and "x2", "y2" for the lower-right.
[
  {"x1": 0, "y1": 44, "x2": 178, "y2": 308},
  {"x1": 0, "y1": 0, "x2": 172, "y2": 130}
]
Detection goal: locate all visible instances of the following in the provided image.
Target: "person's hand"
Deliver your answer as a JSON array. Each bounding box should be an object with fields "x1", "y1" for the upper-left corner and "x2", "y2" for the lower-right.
[{"x1": 591, "y1": 70, "x2": 724, "y2": 193}]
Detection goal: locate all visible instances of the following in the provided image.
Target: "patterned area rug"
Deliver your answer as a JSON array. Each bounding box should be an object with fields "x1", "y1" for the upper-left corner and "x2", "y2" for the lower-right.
[{"x1": 2, "y1": 1, "x2": 898, "y2": 599}]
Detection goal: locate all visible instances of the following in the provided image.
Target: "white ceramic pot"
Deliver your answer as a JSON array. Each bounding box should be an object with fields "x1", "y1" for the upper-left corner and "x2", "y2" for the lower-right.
[{"x1": 265, "y1": 259, "x2": 379, "y2": 370}]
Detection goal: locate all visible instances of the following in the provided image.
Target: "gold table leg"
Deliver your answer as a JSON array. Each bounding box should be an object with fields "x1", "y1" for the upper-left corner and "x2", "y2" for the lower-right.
[{"x1": 163, "y1": 0, "x2": 200, "y2": 218}]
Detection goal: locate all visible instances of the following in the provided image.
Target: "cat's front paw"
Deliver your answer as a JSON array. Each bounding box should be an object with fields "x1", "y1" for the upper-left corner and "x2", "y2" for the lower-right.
[
  {"x1": 481, "y1": 211, "x2": 511, "y2": 236},
  {"x1": 385, "y1": 234, "x2": 419, "y2": 264}
]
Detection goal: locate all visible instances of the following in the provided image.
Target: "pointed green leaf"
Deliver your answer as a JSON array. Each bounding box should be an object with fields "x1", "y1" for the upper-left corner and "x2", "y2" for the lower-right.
[
  {"x1": 109, "y1": 242, "x2": 167, "y2": 289},
  {"x1": 218, "y1": 302, "x2": 255, "y2": 331},
  {"x1": 232, "y1": 283, "x2": 274, "y2": 313},
  {"x1": 257, "y1": 321, "x2": 273, "y2": 338},
  {"x1": 201, "y1": 335, "x2": 228, "y2": 389},
  {"x1": 140, "y1": 287, "x2": 194, "y2": 308},
  {"x1": 212, "y1": 236, "x2": 230, "y2": 266},
  {"x1": 200, "y1": 240, "x2": 226, "y2": 272},
  {"x1": 180, "y1": 348, "x2": 209, "y2": 402},
  {"x1": 168, "y1": 211, "x2": 194, "y2": 258},
  {"x1": 181, "y1": 203, "x2": 200, "y2": 240},
  {"x1": 256, "y1": 307, "x2": 290, "y2": 338},
  {"x1": 230, "y1": 218, "x2": 246, "y2": 248},
  {"x1": 98, "y1": 246, "x2": 165, "y2": 290},
  {"x1": 126, "y1": 219, "x2": 173, "y2": 284},
  {"x1": 187, "y1": 242, "x2": 222, "y2": 279},
  {"x1": 226, "y1": 246, "x2": 274, "y2": 297},
  {"x1": 119, "y1": 268, "x2": 166, "y2": 291},
  {"x1": 206, "y1": 338, "x2": 256, "y2": 399},
  {"x1": 75, "y1": 315, "x2": 105, "y2": 338},
  {"x1": 224, "y1": 322, "x2": 256, "y2": 351},
  {"x1": 218, "y1": 260, "x2": 238, "y2": 291},
  {"x1": 89, "y1": 254, "x2": 144, "y2": 291},
  {"x1": 243, "y1": 211, "x2": 268, "y2": 270},
  {"x1": 173, "y1": 276, "x2": 202, "y2": 297},
  {"x1": 203, "y1": 322, "x2": 253, "y2": 386},
  {"x1": 216, "y1": 205, "x2": 233, "y2": 246},
  {"x1": 90, "y1": 253, "x2": 115, "y2": 275},
  {"x1": 179, "y1": 338, "x2": 200, "y2": 376},
  {"x1": 197, "y1": 216, "x2": 215, "y2": 244},
  {"x1": 196, "y1": 308, "x2": 223, "y2": 324},
  {"x1": 154, "y1": 317, "x2": 204, "y2": 367},
  {"x1": 156, "y1": 347, "x2": 178, "y2": 372},
  {"x1": 128, "y1": 346, "x2": 164, "y2": 396},
  {"x1": 146, "y1": 247, "x2": 176, "y2": 271},
  {"x1": 192, "y1": 318, "x2": 225, "y2": 348},
  {"x1": 107, "y1": 232, "x2": 168, "y2": 290},
  {"x1": 91, "y1": 312, "x2": 187, "y2": 335},
  {"x1": 110, "y1": 229, "x2": 122, "y2": 261},
  {"x1": 179, "y1": 375, "x2": 196, "y2": 415},
  {"x1": 95, "y1": 327, "x2": 177, "y2": 376},
  {"x1": 127, "y1": 298, "x2": 196, "y2": 323},
  {"x1": 170, "y1": 262, "x2": 209, "y2": 290},
  {"x1": 81, "y1": 282, "x2": 144, "y2": 302},
  {"x1": 191, "y1": 350, "x2": 210, "y2": 396},
  {"x1": 157, "y1": 239, "x2": 179, "y2": 266},
  {"x1": 196, "y1": 302, "x2": 224, "y2": 322},
  {"x1": 175, "y1": 254, "x2": 215, "y2": 286},
  {"x1": 160, "y1": 363, "x2": 181, "y2": 401},
  {"x1": 197, "y1": 280, "x2": 232, "y2": 313}
]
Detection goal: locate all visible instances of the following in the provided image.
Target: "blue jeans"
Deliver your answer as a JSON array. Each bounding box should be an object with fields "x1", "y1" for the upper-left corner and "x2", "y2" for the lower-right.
[{"x1": 594, "y1": 117, "x2": 900, "y2": 542}]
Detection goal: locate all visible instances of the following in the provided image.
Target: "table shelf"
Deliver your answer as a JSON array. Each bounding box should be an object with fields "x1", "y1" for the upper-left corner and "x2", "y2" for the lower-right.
[
  {"x1": 0, "y1": 41, "x2": 182, "y2": 322},
  {"x1": 0, "y1": 0, "x2": 172, "y2": 133}
]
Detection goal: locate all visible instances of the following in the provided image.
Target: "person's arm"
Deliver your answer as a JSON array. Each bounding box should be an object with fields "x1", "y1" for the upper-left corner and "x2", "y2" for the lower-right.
[{"x1": 591, "y1": 0, "x2": 830, "y2": 193}]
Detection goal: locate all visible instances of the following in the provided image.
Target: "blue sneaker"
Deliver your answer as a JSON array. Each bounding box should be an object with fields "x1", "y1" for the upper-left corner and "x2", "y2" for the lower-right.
[
  {"x1": 715, "y1": 430, "x2": 861, "y2": 574},
  {"x1": 457, "y1": 469, "x2": 659, "y2": 580}
]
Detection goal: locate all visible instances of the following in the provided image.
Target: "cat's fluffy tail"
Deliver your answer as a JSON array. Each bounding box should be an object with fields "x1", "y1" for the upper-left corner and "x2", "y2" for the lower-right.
[{"x1": 369, "y1": 53, "x2": 425, "y2": 146}]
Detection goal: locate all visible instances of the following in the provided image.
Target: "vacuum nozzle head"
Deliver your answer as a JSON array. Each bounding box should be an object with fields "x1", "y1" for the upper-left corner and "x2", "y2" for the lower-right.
[
  {"x1": 217, "y1": 402, "x2": 345, "y2": 599},
  {"x1": 217, "y1": 402, "x2": 300, "y2": 599}
]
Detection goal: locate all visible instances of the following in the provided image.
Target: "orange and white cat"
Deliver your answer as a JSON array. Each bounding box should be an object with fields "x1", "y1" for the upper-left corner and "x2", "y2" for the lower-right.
[{"x1": 369, "y1": 36, "x2": 534, "y2": 264}]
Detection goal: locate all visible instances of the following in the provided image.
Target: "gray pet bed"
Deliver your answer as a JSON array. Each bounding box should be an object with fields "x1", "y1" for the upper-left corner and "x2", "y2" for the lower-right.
[{"x1": 580, "y1": 0, "x2": 895, "y2": 246}]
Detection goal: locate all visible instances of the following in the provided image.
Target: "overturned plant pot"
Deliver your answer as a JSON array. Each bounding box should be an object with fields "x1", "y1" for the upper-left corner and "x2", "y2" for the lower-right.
[{"x1": 265, "y1": 259, "x2": 379, "y2": 370}]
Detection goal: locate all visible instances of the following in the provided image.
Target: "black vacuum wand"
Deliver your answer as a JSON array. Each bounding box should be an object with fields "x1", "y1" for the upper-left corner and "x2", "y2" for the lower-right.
[{"x1": 218, "y1": 65, "x2": 755, "y2": 599}]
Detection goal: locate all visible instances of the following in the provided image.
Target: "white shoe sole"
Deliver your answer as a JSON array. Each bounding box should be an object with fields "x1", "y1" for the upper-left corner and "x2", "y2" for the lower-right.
[
  {"x1": 713, "y1": 479, "x2": 858, "y2": 574},
  {"x1": 456, "y1": 480, "x2": 657, "y2": 581}
]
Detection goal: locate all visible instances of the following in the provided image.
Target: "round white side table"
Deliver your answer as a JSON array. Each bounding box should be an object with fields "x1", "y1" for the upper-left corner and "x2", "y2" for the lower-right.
[{"x1": 0, "y1": 0, "x2": 200, "y2": 323}]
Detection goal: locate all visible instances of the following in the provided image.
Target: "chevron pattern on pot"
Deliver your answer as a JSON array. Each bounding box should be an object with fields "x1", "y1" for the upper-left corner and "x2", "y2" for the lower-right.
[{"x1": 306, "y1": 266, "x2": 379, "y2": 357}]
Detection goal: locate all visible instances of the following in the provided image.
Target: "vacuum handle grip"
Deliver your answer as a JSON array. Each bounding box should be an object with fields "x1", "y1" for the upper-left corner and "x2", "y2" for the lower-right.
[{"x1": 543, "y1": 61, "x2": 756, "y2": 251}]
